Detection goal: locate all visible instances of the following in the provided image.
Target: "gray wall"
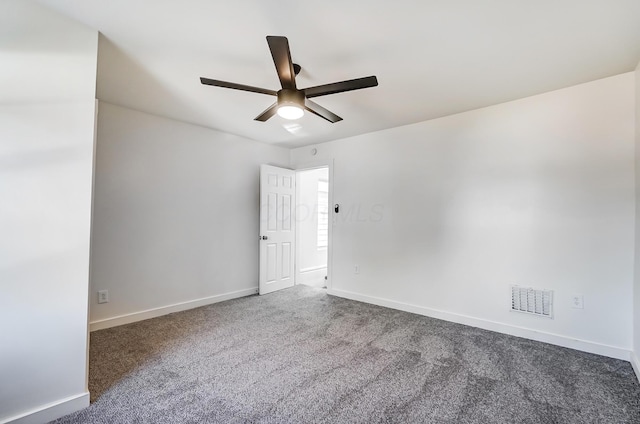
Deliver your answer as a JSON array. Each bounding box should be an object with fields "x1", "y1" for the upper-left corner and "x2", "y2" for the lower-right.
[
  {"x1": 0, "y1": 1, "x2": 97, "y2": 421},
  {"x1": 89, "y1": 102, "x2": 290, "y2": 325},
  {"x1": 292, "y1": 73, "x2": 636, "y2": 358}
]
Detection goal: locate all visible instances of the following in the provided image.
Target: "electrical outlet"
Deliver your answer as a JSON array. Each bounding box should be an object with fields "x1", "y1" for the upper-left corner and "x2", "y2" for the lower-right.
[
  {"x1": 98, "y1": 290, "x2": 109, "y2": 304},
  {"x1": 354, "y1": 265, "x2": 360, "y2": 274},
  {"x1": 571, "y1": 295, "x2": 584, "y2": 309}
]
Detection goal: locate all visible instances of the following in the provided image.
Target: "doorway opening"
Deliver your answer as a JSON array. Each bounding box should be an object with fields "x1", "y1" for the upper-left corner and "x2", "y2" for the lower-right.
[{"x1": 295, "y1": 166, "x2": 329, "y2": 289}]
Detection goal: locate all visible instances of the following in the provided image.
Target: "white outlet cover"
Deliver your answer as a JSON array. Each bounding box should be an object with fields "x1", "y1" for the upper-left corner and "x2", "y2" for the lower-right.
[
  {"x1": 571, "y1": 295, "x2": 584, "y2": 309},
  {"x1": 98, "y1": 290, "x2": 109, "y2": 304}
]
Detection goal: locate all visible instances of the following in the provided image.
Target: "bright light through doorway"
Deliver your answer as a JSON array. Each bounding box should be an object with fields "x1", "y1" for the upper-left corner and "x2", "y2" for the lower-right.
[{"x1": 296, "y1": 167, "x2": 329, "y2": 288}]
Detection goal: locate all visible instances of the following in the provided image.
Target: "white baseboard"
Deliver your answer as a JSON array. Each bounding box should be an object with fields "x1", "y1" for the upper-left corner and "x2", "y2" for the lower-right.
[
  {"x1": 328, "y1": 288, "x2": 631, "y2": 361},
  {"x1": 1, "y1": 392, "x2": 89, "y2": 424},
  {"x1": 630, "y1": 351, "x2": 640, "y2": 383},
  {"x1": 90, "y1": 287, "x2": 258, "y2": 331}
]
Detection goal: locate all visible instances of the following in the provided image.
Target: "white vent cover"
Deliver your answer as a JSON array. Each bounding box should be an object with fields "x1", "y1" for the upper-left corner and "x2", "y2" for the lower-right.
[{"x1": 511, "y1": 286, "x2": 553, "y2": 318}]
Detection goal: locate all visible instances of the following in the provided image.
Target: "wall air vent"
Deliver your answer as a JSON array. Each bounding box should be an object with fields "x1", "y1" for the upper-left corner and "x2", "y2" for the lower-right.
[{"x1": 511, "y1": 286, "x2": 553, "y2": 318}]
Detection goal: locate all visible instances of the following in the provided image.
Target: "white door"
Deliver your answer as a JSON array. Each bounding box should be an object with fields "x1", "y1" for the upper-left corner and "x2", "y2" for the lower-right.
[{"x1": 259, "y1": 164, "x2": 296, "y2": 295}]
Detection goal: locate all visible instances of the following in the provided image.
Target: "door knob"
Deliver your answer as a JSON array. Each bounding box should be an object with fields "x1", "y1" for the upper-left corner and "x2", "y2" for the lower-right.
[{"x1": 260, "y1": 235, "x2": 268, "y2": 240}]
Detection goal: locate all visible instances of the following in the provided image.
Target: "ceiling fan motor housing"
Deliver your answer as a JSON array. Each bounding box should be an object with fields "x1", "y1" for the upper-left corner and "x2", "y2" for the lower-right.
[{"x1": 277, "y1": 89, "x2": 305, "y2": 108}]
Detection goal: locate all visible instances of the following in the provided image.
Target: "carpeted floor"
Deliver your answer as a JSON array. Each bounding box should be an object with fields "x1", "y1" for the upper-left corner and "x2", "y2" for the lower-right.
[{"x1": 52, "y1": 285, "x2": 640, "y2": 423}]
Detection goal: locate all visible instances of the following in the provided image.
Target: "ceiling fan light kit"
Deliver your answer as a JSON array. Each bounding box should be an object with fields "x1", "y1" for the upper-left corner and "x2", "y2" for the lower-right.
[
  {"x1": 200, "y1": 36, "x2": 378, "y2": 123},
  {"x1": 277, "y1": 105, "x2": 304, "y2": 120},
  {"x1": 276, "y1": 89, "x2": 305, "y2": 120}
]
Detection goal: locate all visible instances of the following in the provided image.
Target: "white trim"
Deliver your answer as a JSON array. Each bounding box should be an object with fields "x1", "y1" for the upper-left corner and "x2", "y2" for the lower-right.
[
  {"x1": 89, "y1": 288, "x2": 258, "y2": 331},
  {"x1": 296, "y1": 267, "x2": 327, "y2": 286},
  {"x1": 631, "y1": 351, "x2": 640, "y2": 383},
  {"x1": 328, "y1": 288, "x2": 631, "y2": 361},
  {"x1": 86, "y1": 99, "x2": 99, "y2": 392},
  {"x1": 299, "y1": 265, "x2": 327, "y2": 273},
  {"x1": 1, "y1": 392, "x2": 89, "y2": 424}
]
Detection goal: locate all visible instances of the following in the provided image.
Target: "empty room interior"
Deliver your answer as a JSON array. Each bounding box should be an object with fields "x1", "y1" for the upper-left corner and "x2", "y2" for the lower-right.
[{"x1": 3, "y1": 0, "x2": 640, "y2": 423}]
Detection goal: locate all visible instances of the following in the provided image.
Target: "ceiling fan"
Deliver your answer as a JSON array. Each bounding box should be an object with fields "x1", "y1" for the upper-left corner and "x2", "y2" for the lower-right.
[{"x1": 200, "y1": 36, "x2": 378, "y2": 123}]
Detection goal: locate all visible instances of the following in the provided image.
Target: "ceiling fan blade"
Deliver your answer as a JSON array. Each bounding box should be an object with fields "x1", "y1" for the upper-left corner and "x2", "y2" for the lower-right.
[
  {"x1": 266, "y1": 36, "x2": 297, "y2": 90},
  {"x1": 254, "y1": 102, "x2": 279, "y2": 122},
  {"x1": 304, "y1": 99, "x2": 343, "y2": 123},
  {"x1": 200, "y1": 77, "x2": 277, "y2": 96},
  {"x1": 304, "y1": 76, "x2": 378, "y2": 98}
]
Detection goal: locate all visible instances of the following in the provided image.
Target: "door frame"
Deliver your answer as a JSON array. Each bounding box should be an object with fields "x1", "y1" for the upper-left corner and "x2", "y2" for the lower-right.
[{"x1": 294, "y1": 159, "x2": 334, "y2": 291}]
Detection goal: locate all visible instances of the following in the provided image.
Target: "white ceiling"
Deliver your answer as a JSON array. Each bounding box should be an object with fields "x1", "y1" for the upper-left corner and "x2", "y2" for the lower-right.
[{"x1": 36, "y1": 0, "x2": 640, "y2": 148}]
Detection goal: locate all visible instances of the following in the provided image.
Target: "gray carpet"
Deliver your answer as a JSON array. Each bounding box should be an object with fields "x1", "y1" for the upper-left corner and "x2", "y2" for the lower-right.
[{"x1": 52, "y1": 285, "x2": 640, "y2": 423}]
